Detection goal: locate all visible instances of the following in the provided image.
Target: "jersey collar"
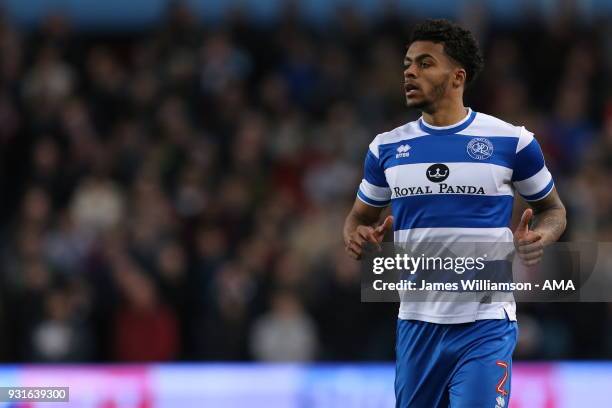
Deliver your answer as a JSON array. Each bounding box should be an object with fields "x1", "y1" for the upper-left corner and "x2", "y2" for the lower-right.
[{"x1": 418, "y1": 108, "x2": 476, "y2": 135}]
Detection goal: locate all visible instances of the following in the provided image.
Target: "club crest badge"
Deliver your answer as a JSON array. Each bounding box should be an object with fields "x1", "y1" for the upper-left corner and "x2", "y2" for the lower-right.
[{"x1": 467, "y1": 137, "x2": 494, "y2": 160}]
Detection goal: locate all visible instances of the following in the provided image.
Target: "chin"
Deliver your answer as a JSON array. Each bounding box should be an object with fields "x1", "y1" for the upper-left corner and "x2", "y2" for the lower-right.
[{"x1": 405, "y1": 98, "x2": 430, "y2": 110}]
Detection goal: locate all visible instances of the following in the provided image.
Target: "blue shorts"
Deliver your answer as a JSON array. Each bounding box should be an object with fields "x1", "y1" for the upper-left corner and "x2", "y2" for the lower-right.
[{"x1": 395, "y1": 317, "x2": 518, "y2": 408}]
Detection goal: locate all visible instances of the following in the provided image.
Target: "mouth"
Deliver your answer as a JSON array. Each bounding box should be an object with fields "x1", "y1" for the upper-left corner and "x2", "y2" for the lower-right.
[{"x1": 404, "y1": 83, "x2": 420, "y2": 97}]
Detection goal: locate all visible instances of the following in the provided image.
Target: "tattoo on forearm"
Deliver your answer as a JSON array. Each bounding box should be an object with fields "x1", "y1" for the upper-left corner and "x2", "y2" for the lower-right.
[{"x1": 532, "y1": 209, "x2": 567, "y2": 243}]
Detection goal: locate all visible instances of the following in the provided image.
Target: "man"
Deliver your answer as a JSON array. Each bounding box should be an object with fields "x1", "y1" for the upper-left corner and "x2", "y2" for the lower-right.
[{"x1": 343, "y1": 19, "x2": 566, "y2": 407}]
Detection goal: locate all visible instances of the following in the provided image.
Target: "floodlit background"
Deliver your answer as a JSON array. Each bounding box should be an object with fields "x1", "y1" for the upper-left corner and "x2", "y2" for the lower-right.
[{"x1": 0, "y1": 0, "x2": 611, "y2": 406}]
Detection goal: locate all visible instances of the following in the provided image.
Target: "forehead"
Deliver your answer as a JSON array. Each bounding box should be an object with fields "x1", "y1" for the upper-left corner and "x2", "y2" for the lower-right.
[{"x1": 405, "y1": 41, "x2": 447, "y2": 60}]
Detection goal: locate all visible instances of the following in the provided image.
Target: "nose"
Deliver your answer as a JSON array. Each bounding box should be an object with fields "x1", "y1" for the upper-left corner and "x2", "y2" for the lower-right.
[{"x1": 404, "y1": 65, "x2": 417, "y2": 79}]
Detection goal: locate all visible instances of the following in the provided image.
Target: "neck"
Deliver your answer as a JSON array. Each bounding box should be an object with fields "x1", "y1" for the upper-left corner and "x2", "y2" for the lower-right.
[{"x1": 421, "y1": 99, "x2": 467, "y2": 127}]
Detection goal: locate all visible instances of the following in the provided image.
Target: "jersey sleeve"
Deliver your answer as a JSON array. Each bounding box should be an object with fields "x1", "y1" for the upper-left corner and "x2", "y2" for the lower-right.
[
  {"x1": 512, "y1": 128, "x2": 555, "y2": 201},
  {"x1": 356, "y1": 139, "x2": 391, "y2": 207}
]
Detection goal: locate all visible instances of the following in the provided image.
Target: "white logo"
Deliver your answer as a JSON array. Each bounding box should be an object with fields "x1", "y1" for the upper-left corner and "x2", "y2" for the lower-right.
[
  {"x1": 496, "y1": 395, "x2": 506, "y2": 407},
  {"x1": 396, "y1": 144, "x2": 411, "y2": 158},
  {"x1": 467, "y1": 137, "x2": 494, "y2": 160}
]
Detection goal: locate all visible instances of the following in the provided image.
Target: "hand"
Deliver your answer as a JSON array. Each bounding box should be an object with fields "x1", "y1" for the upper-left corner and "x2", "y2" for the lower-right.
[
  {"x1": 513, "y1": 208, "x2": 543, "y2": 266},
  {"x1": 345, "y1": 216, "x2": 393, "y2": 260}
]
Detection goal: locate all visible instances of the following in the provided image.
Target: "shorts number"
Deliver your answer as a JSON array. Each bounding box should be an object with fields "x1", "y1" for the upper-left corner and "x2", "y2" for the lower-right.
[{"x1": 495, "y1": 361, "x2": 509, "y2": 396}]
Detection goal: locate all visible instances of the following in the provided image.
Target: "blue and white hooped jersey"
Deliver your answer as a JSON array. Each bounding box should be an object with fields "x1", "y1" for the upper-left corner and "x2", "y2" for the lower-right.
[{"x1": 357, "y1": 108, "x2": 554, "y2": 324}]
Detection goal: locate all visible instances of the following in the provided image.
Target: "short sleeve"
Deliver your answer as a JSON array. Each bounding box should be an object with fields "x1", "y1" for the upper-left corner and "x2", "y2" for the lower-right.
[
  {"x1": 512, "y1": 128, "x2": 554, "y2": 201},
  {"x1": 357, "y1": 146, "x2": 391, "y2": 207}
]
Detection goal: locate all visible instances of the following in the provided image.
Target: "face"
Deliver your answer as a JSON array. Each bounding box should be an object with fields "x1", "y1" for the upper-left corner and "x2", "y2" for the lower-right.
[{"x1": 403, "y1": 41, "x2": 463, "y2": 112}]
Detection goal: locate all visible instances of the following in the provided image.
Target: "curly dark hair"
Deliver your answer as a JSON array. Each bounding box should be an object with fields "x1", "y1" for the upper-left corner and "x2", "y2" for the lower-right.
[{"x1": 408, "y1": 19, "x2": 484, "y2": 86}]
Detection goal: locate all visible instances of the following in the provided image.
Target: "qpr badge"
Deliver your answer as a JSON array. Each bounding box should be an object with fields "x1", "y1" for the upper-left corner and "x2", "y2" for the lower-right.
[{"x1": 467, "y1": 137, "x2": 494, "y2": 160}]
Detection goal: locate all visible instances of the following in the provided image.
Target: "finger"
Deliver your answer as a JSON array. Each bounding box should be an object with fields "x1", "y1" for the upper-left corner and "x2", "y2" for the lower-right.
[
  {"x1": 523, "y1": 258, "x2": 542, "y2": 266},
  {"x1": 353, "y1": 231, "x2": 381, "y2": 251},
  {"x1": 518, "y1": 250, "x2": 543, "y2": 261},
  {"x1": 366, "y1": 232, "x2": 382, "y2": 251},
  {"x1": 356, "y1": 226, "x2": 375, "y2": 241},
  {"x1": 346, "y1": 242, "x2": 362, "y2": 258},
  {"x1": 348, "y1": 241, "x2": 363, "y2": 254},
  {"x1": 351, "y1": 233, "x2": 367, "y2": 247},
  {"x1": 346, "y1": 246, "x2": 361, "y2": 260},
  {"x1": 515, "y1": 208, "x2": 533, "y2": 236},
  {"x1": 518, "y1": 247, "x2": 544, "y2": 258},
  {"x1": 517, "y1": 240, "x2": 543, "y2": 254},
  {"x1": 517, "y1": 245, "x2": 544, "y2": 258},
  {"x1": 518, "y1": 232, "x2": 542, "y2": 246},
  {"x1": 354, "y1": 230, "x2": 380, "y2": 251},
  {"x1": 375, "y1": 216, "x2": 394, "y2": 235}
]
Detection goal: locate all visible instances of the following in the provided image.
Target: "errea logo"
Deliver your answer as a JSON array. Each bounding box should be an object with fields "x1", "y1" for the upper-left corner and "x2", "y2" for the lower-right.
[{"x1": 396, "y1": 144, "x2": 411, "y2": 158}]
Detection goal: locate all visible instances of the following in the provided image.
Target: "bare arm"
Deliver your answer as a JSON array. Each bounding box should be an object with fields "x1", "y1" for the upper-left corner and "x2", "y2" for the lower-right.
[
  {"x1": 528, "y1": 187, "x2": 567, "y2": 245},
  {"x1": 514, "y1": 187, "x2": 566, "y2": 265}
]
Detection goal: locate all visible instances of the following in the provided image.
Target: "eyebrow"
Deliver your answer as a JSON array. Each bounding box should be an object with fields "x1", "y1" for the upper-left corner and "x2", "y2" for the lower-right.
[{"x1": 404, "y1": 53, "x2": 436, "y2": 64}]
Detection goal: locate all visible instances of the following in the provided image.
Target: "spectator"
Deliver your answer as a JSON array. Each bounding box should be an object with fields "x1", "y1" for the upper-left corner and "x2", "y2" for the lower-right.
[
  {"x1": 0, "y1": 4, "x2": 610, "y2": 363},
  {"x1": 250, "y1": 290, "x2": 318, "y2": 362},
  {"x1": 112, "y1": 260, "x2": 179, "y2": 361}
]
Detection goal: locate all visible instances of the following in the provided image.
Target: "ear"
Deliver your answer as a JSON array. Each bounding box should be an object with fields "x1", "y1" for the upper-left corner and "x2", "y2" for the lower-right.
[{"x1": 452, "y1": 68, "x2": 467, "y2": 88}]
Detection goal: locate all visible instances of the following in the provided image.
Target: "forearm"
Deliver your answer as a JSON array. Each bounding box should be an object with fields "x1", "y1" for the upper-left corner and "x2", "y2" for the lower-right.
[{"x1": 531, "y1": 207, "x2": 567, "y2": 245}]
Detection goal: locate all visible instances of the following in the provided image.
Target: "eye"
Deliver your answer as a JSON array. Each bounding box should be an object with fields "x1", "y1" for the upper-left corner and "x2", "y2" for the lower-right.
[{"x1": 420, "y1": 61, "x2": 430, "y2": 68}]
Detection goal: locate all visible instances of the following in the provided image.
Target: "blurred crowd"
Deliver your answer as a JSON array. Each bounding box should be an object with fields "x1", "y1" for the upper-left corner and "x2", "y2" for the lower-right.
[{"x1": 0, "y1": 2, "x2": 612, "y2": 363}]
